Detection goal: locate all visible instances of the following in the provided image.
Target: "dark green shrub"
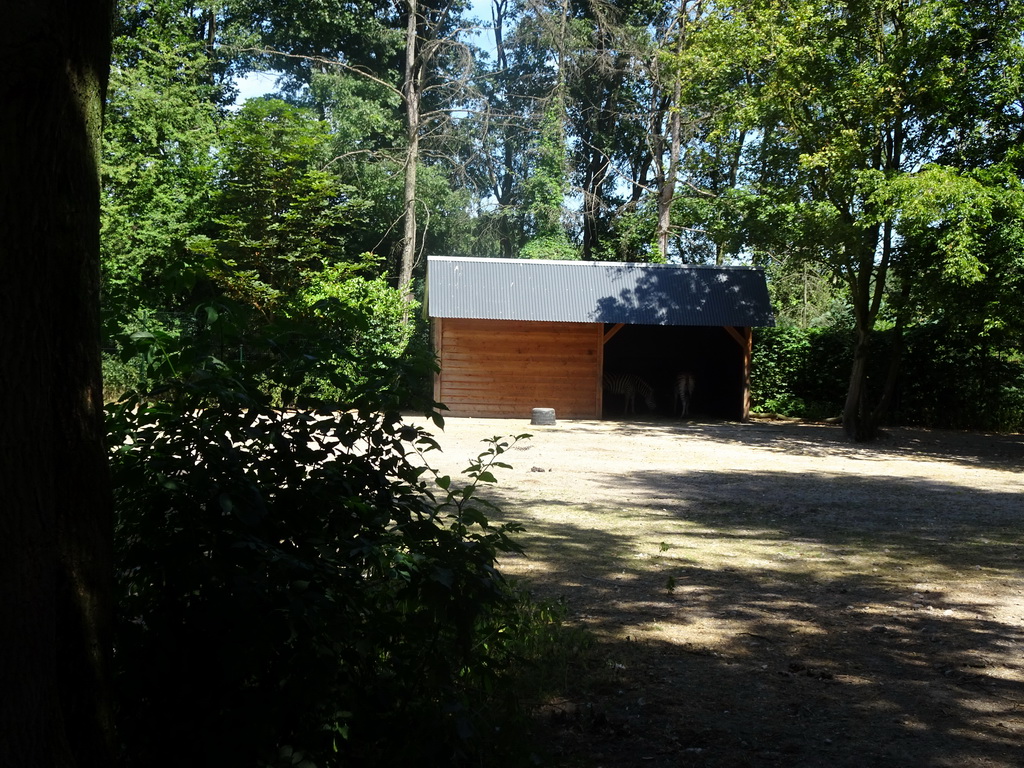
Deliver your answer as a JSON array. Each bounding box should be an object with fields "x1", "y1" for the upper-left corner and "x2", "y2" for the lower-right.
[
  {"x1": 751, "y1": 327, "x2": 812, "y2": 415},
  {"x1": 108, "y1": 357, "x2": 556, "y2": 766},
  {"x1": 752, "y1": 326, "x2": 851, "y2": 418},
  {"x1": 753, "y1": 321, "x2": 1024, "y2": 431},
  {"x1": 102, "y1": 352, "x2": 143, "y2": 402},
  {"x1": 283, "y1": 266, "x2": 432, "y2": 408},
  {"x1": 893, "y1": 321, "x2": 1024, "y2": 432}
]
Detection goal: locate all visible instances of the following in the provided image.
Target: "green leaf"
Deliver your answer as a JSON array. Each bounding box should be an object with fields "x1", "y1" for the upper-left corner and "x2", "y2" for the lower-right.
[{"x1": 431, "y1": 567, "x2": 454, "y2": 588}]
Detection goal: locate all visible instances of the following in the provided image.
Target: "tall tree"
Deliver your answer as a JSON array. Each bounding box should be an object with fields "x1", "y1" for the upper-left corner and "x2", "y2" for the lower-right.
[
  {"x1": 464, "y1": 0, "x2": 554, "y2": 259},
  {"x1": 238, "y1": 0, "x2": 475, "y2": 294},
  {"x1": 568, "y1": 0, "x2": 639, "y2": 260},
  {"x1": 401, "y1": 0, "x2": 424, "y2": 296},
  {"x1": 699, "y1": 0, "x2": 1024, "y2": 439},
  {"x1": 650, "y1": 1, "x2": 696, "y2": 261},
  {"x1": 0, "y1": 3, "x2": 117, "y2": 766},
  {"x1": 102, "y1": 0, "x2": 225, "y2": 326},
  {"x1": 516, "y1": 0, "x2": 576, "y2": 257},
  {"x1": 209, "y1": 97, "x2": 363, "y2": 314}
]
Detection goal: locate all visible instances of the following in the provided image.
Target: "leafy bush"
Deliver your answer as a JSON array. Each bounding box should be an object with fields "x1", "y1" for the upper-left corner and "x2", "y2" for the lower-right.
[
  {"x1": 753, "y1": 321, "x2": 1024, "y2": 431},
  {"x1": 281, "y1": 262, "x2": 428, "y2": 408},
  {"x1": 109, "y1": 380, "x2": 559, "y2": 766},
  {"x1": 751, "y1": 327, "x2": 812, "y2": 416},
  {"x1": 752, "y1": 325, "x2": 851, "y2": 419},
  {"x1": 893, "y1": 321, "x2": 1024, "y2": 432},
  {"x1": 520, "y1": 233, "x2": 579, "y2": 261},
  {"x1": 102, "y1": 352, "x2": 143, "y2": 403},
  {"x1": 106, "y1": 315, "x2": 572, "y2": 766}
]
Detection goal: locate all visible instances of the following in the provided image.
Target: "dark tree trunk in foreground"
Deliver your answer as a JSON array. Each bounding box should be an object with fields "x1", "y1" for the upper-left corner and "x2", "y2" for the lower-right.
[{"x1": 0, "y1": 4, "x2": 116, "y2": 766}]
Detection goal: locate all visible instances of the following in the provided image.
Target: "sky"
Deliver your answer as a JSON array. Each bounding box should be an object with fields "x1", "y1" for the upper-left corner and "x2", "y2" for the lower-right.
[{"x1": 234, "y1": 70, "x2": 279, "y2": 104}]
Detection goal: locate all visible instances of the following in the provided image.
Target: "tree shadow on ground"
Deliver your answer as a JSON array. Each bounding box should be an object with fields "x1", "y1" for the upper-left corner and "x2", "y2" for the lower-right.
[
  {"x1": 599, "y1": 417, "x2": 1024, "y2": 471},
  {"x1": 481, "y1": 458, "x2": 1024, "y2": 767}
]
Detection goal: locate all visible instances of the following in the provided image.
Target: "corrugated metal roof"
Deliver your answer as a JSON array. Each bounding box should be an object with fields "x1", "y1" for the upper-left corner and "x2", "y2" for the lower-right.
[{"x1": 426, "y1": 256, "x2": 775, "y2": 327}]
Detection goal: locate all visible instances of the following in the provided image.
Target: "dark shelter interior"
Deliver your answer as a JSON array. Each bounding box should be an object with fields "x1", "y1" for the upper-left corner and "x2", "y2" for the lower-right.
[{"x1": 602, "y1": 324, "x2": 745, "y2": 420}]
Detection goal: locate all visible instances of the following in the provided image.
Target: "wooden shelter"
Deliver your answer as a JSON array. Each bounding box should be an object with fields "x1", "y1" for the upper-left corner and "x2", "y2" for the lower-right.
[{"x1": 426, "y1": 256, "x2": 775, "y2": 420}]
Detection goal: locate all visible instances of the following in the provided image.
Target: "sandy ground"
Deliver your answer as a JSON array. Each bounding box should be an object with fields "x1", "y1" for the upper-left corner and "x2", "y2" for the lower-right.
[{"x1": 408, "y1": 414, "x2": 1024, "y2": 768}]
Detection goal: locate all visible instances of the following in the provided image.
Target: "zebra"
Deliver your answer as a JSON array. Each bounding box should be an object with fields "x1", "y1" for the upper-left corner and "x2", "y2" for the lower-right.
[
  {"x1": 673, "y1": 372, "x2": 696, "y2": 417},
  {"x1": 603, "y1": 373, "x2": 656, "y2": 416}
]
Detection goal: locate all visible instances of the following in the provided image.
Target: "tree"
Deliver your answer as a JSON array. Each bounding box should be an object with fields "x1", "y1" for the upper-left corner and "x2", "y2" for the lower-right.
[
  {"x1": 208, "y1": 97, "x2": 365, "y2": 314},
  {"x1": 463, "y1": 0, "x2": 556, "y2": 259},
  {"x1": 394, "y1": 0, "x2": 479, "y2": 292},
  {"x1": 696, "y1": 0, "x2": 1024, "y2": 439},
  {"x1": 102, "y1": 0, "x2": 224, "y2": 327},
  {"x1": 0, "y1": 3, "x2": 117, "y2": 767},
  {"x1": 401, "y1": 0, "x2": 424, "y2": 296},
  {"x1": 235, "y1": 0, "x2": 477, "y2": 296},
  {"x1": 650, "y1": 1, "x2": 695, "y2": 262}
]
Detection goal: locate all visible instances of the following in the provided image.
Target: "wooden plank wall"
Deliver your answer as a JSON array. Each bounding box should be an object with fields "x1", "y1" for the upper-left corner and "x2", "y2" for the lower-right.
[{"x1": 435, "y1": 318, "x2": 603, "y2": 418}]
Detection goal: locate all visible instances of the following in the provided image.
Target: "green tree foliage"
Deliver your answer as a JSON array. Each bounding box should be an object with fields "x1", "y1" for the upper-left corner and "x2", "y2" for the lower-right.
[
  {"x1": 282, "y1": 260, "x2": 431, "y2": 406},
  {"x1": 753, "y1": 322, "x2": 1024, "y2": 433},
  {"x1": 752, "y1": 325, "x2": 854, "y2": 419},
  {"x1": 678, "y1": 0, "x2": 1024, "y2": 438},
  {"x1": 101, "y1": 1, "x2": 442, "y2": 407},
  {"x1": 208, "y1": 97, "x2": 368, "y2": 313},
  {"x1": 102, "y1": 0, "x2": 1024, "y2": 429},
  {"x1": 230, "y1": 0, "x2": 401, "y2": 86},
  {"x1": 463, "y1": 0, "x2": 580, "y2": 259},
  {"x1": 462, "y1": 0, "x2": 535, "y2": 258},
  {"x1": 102, "y1": 0, "x2": 224, "y2": 322}
]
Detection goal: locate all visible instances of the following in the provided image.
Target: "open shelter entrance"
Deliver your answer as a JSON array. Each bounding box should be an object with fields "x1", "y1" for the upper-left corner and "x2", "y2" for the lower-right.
[{"x1": 602, "y1": 324, "x2": 751, "y2": 419}]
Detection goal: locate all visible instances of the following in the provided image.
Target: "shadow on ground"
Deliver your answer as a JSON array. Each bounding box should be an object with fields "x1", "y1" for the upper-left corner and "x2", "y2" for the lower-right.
[
  {"x1": 461, "y1": 423, "x2": 1024, "y2": 768},
  {"x1": 602, "y1": 417, "x2": 1024, "y2": 471}
]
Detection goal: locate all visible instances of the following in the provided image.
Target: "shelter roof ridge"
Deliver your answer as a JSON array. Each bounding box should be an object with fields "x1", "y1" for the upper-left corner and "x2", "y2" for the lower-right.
[{"x1": 427, "y1": 255, "x2": 762, "y2": 271}]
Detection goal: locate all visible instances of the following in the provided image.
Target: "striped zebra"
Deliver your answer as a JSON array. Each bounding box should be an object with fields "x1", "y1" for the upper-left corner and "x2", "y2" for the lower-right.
[
  {"x1": 673, "y1": 372, "x2": 696, "y2": 417},
  {"x1": 603, "y1": 373, "x2": 656, "y2": 415}
]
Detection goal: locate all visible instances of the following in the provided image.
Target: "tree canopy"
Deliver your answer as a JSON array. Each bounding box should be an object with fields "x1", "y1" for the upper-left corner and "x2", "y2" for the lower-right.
[{"x1": 96, "y1": 0, "x2": 1024, "y2": 439}]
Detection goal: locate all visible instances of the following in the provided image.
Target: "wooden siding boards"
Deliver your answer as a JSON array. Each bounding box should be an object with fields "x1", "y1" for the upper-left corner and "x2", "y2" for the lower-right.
[{"x1": 435, "y1": 318, "x2": 602, "y2": 418}]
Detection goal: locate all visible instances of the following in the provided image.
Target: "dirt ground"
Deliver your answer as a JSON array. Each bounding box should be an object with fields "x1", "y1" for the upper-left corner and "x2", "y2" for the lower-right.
[{"x1": 408, "y1": 414, "x2": 1024, "y2": 768}]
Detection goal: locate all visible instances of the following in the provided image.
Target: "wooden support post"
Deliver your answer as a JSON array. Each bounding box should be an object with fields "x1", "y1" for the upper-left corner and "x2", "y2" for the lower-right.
[
  {"x1": 725, "y1": 326, "x2": 753, "y2": 421},
  {"x1": 596, "y1": 323, "x2": 605, "y2": 418},
  {"x1": 603, "y1": 322, "x2": 625, "y2": 344},
  {"x1": 432, "y1": 318, "x2": 443, "y2": 407}
]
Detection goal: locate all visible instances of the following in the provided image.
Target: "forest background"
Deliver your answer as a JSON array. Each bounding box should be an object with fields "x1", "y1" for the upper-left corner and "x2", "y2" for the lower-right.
[
  {"x1": 30, "y1": 0, "x2": 1017, "y2": 765},
  {"x1": 104, "y1": 0, "x2": 1024, "y2": 440}
]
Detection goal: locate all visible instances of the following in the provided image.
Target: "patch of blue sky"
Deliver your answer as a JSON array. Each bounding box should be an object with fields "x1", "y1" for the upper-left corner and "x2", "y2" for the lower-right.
[{"x1": 232, "y1": 70, "x2": 281, "y2": 107}]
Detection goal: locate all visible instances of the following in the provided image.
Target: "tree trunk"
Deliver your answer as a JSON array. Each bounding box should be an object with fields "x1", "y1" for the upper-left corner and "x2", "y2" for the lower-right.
[
  {"x1": 580, "y1": 53, "x2": 627, "y2": 261},
  {"x1": 656, "y1": 80, "x2": 682, "y2": 261},
  {"x1": 842, "y1": 328, "x2": 878, "y2": 441},
  {"x1": 0, "y1": 3, "x2": 117, "y2": 767},
  {"x1": 490, "y1": 0, "x2": 517, "y2": 260},
  {"x1": 400, "y1": 0, "x2": 420, "y2": 306},
  {"x1": 655, "y1": 10, "x2": 689, "y2": 262}
]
